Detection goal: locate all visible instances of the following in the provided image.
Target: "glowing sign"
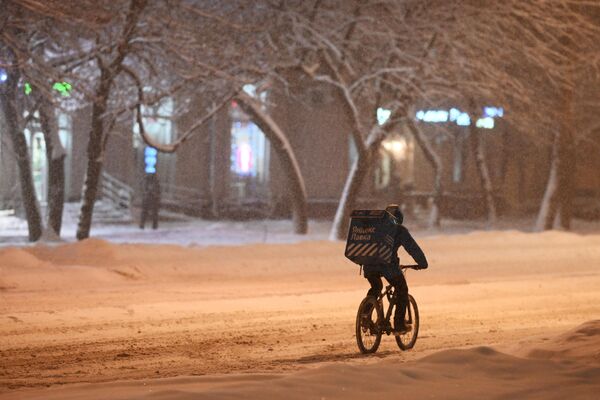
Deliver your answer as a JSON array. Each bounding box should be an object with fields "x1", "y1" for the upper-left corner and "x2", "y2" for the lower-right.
[
  {"x1": 22, "y1": 81, "x2": 72, "y2": 96},
  {"x1": 236, "y1": 143, "x2": 253, "y2": 174},
  {"x1": 144, "y1": 146, "x2": 158, "y2": 173},
  {"x1": 416, "y1": 109, "x2": 448, "y2": 123},
  {"x1": 483, "y1": 107, "x2": 504, "y2": 118},
  {"x1": 416, "y1": 106, "x2": 502, "y2": 129},
  {"x1": 52, "y1": 82, "x2": 72, "y2": 97}
]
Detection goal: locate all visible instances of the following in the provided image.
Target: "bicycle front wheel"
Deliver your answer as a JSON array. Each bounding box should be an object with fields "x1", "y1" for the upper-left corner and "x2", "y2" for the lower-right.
[
  {"x1": 356, "y1": 296, "x2": 383, "y2": 354},
  {"x1": 395, "y1": 294, "x2": 419, "y2": 351}
]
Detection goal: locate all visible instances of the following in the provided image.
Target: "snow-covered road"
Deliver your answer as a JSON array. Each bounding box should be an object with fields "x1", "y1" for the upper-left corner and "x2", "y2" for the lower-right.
[{"x1": 1, "y1": 230, "x2": 600, "y2": 398}]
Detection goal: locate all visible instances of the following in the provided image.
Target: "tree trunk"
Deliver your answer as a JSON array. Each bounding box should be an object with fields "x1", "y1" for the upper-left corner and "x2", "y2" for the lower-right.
[
  {"x1": 76, "y1": 78, "x2": 110, "y2": 240},
  {"x1": 39, "y1": 101, "x2": 66, "y2": 236},
  {"x1": 535, "y1": 127, "x2": 576, "y2": 231},
  {"x1": 469, "y1": 124, "x2": 497, "y2": 225},
  {"x1": 0, "y1": 67, "x2": 43, "y2": 241},
  {"x1": 208, "y1": 105, "x2": 230, "y2": 218},
  {"x1": 407, "y1": 120, "x2": 443, "y2": 228},
  {"x1": 535, "y1": 132, "x2": 560, "y2": 230},
  {"x1": 76, "y1": 0, "x2": 147, "y2": 240},
  {"x1": 236, "y1": 92, "x2": 308, "y2": 234},
  {"x1": 557, "y1": 123, "x2": 576, "y2": 231},
  {"x1": 535, "y1": 86, "x2": 576, "y2": 231},
  {"x1": 330, "y1": 134, "x2": 385, "y2": 240}
]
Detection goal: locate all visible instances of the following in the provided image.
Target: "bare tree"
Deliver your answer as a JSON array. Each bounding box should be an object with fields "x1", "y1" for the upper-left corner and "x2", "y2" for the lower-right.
[
  {"x1": 535, "y1": 87, "x2": 577, "y2": 230},
  {"x1": 236, "y1": 92, "x2": 308, "y2": 233},
  {"x1": 125, "y1": 1, "x2": 310, "y2": 233},
  {"x1": 1, "y1": 0, "x2": 110, "y2": 241},
  {"x1": 425, "y1": 2, "x2": 600, "y2": 229},
  {"x1": 0, "y1": 50, "x2": 42, "y2": 241},
  {"x1": 38, "y1": 99, "x2": 66, "y2": 235},
  {"x1": 71, "y1": 0, "x2": 148, "y2": 240}
]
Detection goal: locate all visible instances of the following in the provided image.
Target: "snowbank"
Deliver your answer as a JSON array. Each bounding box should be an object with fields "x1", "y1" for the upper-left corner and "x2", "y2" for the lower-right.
[{"x1": 5, "y1": 320, "x2": 599, "y2": 400}]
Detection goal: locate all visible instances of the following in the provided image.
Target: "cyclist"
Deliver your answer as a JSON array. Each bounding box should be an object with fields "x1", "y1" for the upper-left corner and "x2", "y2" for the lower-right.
[{"x1": 363, "y1": 204, "x2": 428, "y2": 334}]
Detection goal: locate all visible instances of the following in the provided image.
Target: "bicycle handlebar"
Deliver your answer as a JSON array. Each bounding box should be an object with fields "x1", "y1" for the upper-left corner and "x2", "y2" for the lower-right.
[{"x1": 400, "y1": 264, "x2": 424, "y2": 270}]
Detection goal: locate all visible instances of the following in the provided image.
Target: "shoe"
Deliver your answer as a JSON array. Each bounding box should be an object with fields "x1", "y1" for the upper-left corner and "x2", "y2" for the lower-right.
[
  {"x1": 393, "y1": 323, "x2": 411, "y2": 336},
  {"x1": 361, "y1": 318, "x2": 377, "y2": 335}
]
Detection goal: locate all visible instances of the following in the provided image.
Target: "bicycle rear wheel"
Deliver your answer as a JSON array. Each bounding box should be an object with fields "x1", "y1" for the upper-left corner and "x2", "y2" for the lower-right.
[
  {"x1": 356, "y1": 296, "x2": 382, "y2": 354},
  {"x1": 395, "y1": 294, "x2": 419, "y2": 351}
]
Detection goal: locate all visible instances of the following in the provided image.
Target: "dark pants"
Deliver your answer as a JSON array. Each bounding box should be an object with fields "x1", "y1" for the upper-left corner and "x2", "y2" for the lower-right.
[
  {"x1": 140, "y1": 198, "x2": 159, "y2": 229},
  {"x1": 364, "y1": 264, "x2": 409, "y2": 328}
]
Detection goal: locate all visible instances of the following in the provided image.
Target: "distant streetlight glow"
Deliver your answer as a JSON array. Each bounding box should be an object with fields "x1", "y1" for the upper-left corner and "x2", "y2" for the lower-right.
[
  {"x1": 0, "y1": 68, "x2": 7, "y2": 83},
  {"x1": 382, "y1": 138, "x2": 407, "y2": 159},
  {"x1": 243, "y1": 84, "x2": 257, "y2": 97},
  {"x1": 377, "y1": 107, "x2": 391, "y2": 125}
]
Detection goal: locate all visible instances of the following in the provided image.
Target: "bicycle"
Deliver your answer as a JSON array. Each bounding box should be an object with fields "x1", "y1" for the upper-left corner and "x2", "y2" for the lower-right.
[{"x1": 356, "y1": 264, "x2": 420, "y2": 354}]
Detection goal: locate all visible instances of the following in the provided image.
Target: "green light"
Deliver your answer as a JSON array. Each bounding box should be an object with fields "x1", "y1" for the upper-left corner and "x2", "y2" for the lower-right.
[
  {"x1": 24, "y1": 82, "x2": 32, "y2": 95},
  {"x1": 52, "y1": 82, "x2": 72, "y2": 97}
]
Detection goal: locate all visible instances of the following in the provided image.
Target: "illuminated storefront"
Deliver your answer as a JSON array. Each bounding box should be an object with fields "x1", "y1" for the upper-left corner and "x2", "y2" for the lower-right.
[{"x1": 229, "y1": 100, "x2": 270, "y2": 202}]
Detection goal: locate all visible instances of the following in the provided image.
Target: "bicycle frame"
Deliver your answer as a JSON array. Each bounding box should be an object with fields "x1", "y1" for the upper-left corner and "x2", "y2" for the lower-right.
[
  {"x1": 375, "y1": 267, "x2": 411, "y2": 333},
  {"x1": 378, "y1": 285, "x2": 396, "y2": 333}
]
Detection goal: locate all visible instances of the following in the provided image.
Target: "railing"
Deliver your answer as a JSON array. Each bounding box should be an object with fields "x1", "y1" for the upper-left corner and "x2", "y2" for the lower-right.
[
  {"x1": 101, "y1": 171, "x2": 134, "y2": 211},
  {"x1": 161, "y1": 183, "x2": 204, "y2": 206}
]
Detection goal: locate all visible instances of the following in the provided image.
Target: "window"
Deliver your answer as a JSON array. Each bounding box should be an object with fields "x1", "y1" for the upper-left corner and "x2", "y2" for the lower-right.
[{"x1": 57, "y1": 112, "x2": 72, "y2": 197}]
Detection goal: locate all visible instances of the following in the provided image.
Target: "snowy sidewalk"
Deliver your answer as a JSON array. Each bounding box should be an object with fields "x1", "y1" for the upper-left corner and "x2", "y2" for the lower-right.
[
  {"x1": 3, "y1": 208, "x2": 600, "y2": 247},
  {"x1": 0, "y1": 214, "x2": 334, "y2": 247}
]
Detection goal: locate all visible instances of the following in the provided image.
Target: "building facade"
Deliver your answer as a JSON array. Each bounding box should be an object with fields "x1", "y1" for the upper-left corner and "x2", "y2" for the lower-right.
[{"x1": 1, "y1": 84, "x2": 599, "y2": 223}]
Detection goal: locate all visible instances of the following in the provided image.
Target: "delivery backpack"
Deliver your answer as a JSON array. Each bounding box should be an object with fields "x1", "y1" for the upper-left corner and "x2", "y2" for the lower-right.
[{"x1": 344, "y1": 209, "x2": 400, "y2": 266}]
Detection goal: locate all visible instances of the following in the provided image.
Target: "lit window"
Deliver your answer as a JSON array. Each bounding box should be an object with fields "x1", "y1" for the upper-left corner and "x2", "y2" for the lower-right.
[
  {"x1": 476, "y1": 117, "x2": 495, "y2": 129},
  {"x1": 449, "y1": 108, "x2": 461, "y2": 122},
  {"x1": 456, "y1": 113, "x2": 471, "y2": 126}
]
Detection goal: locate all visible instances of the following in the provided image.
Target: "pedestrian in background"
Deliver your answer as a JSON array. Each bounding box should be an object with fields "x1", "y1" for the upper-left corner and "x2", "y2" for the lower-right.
[{"x1": 140, "y1": 173, "x2": 161, "y2": 229}]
